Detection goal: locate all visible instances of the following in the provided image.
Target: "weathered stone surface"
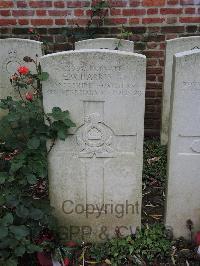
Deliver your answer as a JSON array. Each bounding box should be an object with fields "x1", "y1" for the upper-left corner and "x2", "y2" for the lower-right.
[
  {"x1": 41, "y1": 49, "x2": 146, "y2": 241},
  {"x1": 161, "y1": 36, "x2": 200, "y2": 145},
  {"x1": 75, "y1": 38, "x2": 134, "y2": 52},
  {"x1": 165, "y1": 49, "x2": 200, "y2": 239},
  {"x1": 0, "y1": 38, "x2": 43, "y2": 106}
]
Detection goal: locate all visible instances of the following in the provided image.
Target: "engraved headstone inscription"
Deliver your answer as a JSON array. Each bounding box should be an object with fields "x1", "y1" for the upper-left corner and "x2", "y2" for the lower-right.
[
  {"x1": 165, "y1": 49, "x2": 200, "y2": 238},
  {"x1": 41, "y1": 50, "x2": 146, "y2": 241},
  {"x1": 161, "y1": 36, "x2": 200, "y2": 145}
]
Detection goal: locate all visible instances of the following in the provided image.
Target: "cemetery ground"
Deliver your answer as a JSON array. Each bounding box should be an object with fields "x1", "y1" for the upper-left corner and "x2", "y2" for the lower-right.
[{"x1": 14, "y1": 139, "x2": 200, "y2": 265}]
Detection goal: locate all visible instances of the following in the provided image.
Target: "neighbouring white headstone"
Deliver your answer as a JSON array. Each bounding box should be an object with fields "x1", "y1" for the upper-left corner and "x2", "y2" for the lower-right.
[
  {"x1": 41, "y1": 49, "x2": 146, "y2": 241},
  {"x1": 0, "y1": 38, "x2": 43, "y2": 104},
  {"x1": 161, "y1": 36, "x2": 200, "y2": 145},
  {"x1": 165, "y1": 49, "x2": 200, "y2": 239},
  {"x1": 75, "y1": 38, "x2": 134, "y2": 52}
]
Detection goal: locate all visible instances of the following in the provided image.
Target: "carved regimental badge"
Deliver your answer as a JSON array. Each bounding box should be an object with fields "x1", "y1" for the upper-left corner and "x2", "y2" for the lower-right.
[{"x1": 76, "y1": 112, "x2": 115, "y2": 158}]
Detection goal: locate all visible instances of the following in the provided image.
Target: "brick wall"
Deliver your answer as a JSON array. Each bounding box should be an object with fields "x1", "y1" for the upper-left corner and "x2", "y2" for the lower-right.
[{"x1": 0, "y1": 0, "x2": 200, "y2": 135}]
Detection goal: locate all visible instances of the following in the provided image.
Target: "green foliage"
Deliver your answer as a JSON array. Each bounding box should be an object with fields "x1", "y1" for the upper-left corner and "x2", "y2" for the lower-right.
[
  {"x1": 0, "y1": 58, "x2": 75, "y2": 265},
  {"x1": 89, "y1": 224, "x2": 172, "y2": 265},
  {"x1": 143, "y1": 138, "x2": 167, "y2": 183}
]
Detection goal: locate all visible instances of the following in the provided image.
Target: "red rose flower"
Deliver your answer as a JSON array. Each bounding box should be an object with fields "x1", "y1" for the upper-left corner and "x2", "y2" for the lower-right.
[
  {"x1": 29, "y1": 28, "x2": 34, "y2": 33},
  {"x1": 18, "y1": 66, "x2": 29, "y2": 75},
  {"x1": 63, "y1": 258, "x2": 70, "y2": 266},
  {"x1": 25, "y1": 92, "x2": 33, "y2": 101}
]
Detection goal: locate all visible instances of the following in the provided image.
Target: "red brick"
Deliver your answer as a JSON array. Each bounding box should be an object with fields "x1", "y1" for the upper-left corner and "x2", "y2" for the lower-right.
[
  {"x1": 144, "y1": 50, "x2": 164, "y2": 57},
  {"x1": 129, "y1": 0, "x2": 141, "y2": 6},
  {"x1": 29, "y1": 1, "x2": 52, "y2": 8},
  {"x1": 0, "y1": 10, "x2": 10, "y2": 16},
  {"x1": 161, "y1": 26, "x2": 184, "y2": 33},
  {"x1": 147, "y1": 58, "x2": 158, "y2": 66},
  {"x1": 146, "y1": 90, "x2": 156, "y2": 97},
  {"x1": 147, "y1": 42, "x2": 158, "y2": 49},
  {"x1": 147, "y1": 74, "x2": 157, "y2": 81},
  {"x1": 185, "y1": 7, "x2": 196, "y2": 14},
  {"x1": 181, "y1": 0, "x2": 200, "y2": 4},
  {"x1": 67, "y1": 1, "x2": 90, "y2": 8},
  {"x1": 143, "y1": 0, "x2": 165, "y2": 6},
  {"x1": 74, "y1": 9, "x2": 84, "y2": 16},
  {"x1": 48, "y1": 10, "x2": 70, "y2": 16},
  {"x1": 159, "y1": 59, "x2": 164, "y2": 66},
  {"x1": 54, "y1": 1, "x2": 65, "y2": 8},
  {"x1": 36, "y1": 10, "x2": 47, "y2": 16},
  {"x1": 160, "y1": 42, "x2": 165, "y2": 49},
  {"x1": 166, "y1": 17, "x2": 177, "y2": 24},
  {"x1": 166, "y1": 33, "x2": 178, "y2": 39},
  {"x1": 158, "y1": 75, "x2": 163, "y2": 82},
  {"x1": 123, "y1": 9, "x2": 146, "y2": 16},
  {"x1": 68, "y1": 18, "x2": 90, "y2": 26},
  {"x1": 180, "y1": 17, "x2": 200, "y2": 23},
  {"x1": 129, "y1": 18, "x2": 140, "y2": 24},
  {"x1": 106, "y1": 18, "x2": 127, "y2": 24},
  {"x1": 148, "y1": 26, "x2": 160, "y2": 32},
  {"x1": 0, "y1": 1, "x2": 13, "y2": 8},
  {"x1": 110, "y1": 8, "x2": 121, "y2": 15},
  {"x1": 12, "y1": 10, "x2": 35, "y2": 16},
  {"x1": 18, "y1": 19, "x2": 29, "y2": 25},
  {"x1": 143, "y1": 18, "x2": 165, "y2": 24},
  {"x1": 86, "y1": 9, "x2": 93, "y2": 16},
  {"x1": 160, "y1": 8, "x2": 182, "y2": 14},
  {"x1": 147, "y1": 8, "x2": 158, "y2": 14},
  {"x1": 0, "y1": 19, "x2": 16, "y2": 25},
  {"x1": 109, "y1": 1, "x2": 127, "y2": 7},
  {"x1": 147, "y1": 67, "x2": 162, "y2": 74},
  {"x1": 167, "y1": 0, "x2": 178, "y2": 3},
  {"x1": 31, "y1": 19, "x2": 53, "y2": 26},
  {"x1": 16, "y1": 1, "x2": 27, "y2": 7},
  {"x1": 55, "y1": 19, "x2": 66, "y2": 25}
]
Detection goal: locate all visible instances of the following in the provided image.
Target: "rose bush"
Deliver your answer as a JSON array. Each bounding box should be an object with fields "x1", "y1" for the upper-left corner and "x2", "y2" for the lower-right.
[{"x1": 0, "y1": 57, "x2": 75, "y2": 265}]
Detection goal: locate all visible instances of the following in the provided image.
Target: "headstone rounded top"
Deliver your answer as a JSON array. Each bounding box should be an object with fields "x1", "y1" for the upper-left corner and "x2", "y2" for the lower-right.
[
  {"x1": 166, "y1": 36, "x2": 200, "y2": 45},
  {"x1": 0, "y1": 38, "x2": 43, "y2": 45},
  {"x1": 41, "y1": 49, "x2": 145, "y2": 60},
  {"x1": 75, "y1": 38, "x2": 134, "y2": 52}
]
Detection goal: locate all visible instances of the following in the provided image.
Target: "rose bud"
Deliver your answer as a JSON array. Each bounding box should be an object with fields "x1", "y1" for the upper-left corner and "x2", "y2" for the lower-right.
[
  {"x1": 25, "y1": 92, "x2": 33, "y2": 101},
  {"x1": 17, "y1": 66, "x2": 30, "y2": 75},
  {"x1": 26, "y1": 77, "x2": 33, "y2": 85},
  {"x1": 23, "y1": 56, "x2": 33, "y2": 63},
  {"x1": 195, "y1": 231, "x2": 200, "y2": 246},
  {"x1": 28, "y1": 28, "x2": 34, "y2": 33}
]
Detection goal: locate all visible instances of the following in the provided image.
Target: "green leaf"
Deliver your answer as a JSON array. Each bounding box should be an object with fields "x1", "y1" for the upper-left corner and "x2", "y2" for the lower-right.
[
  {"x1": 16, "y1": 205, "x2": 29, "y2": 218},
  {"x1": 0, "y1": 172, "x2": 7, "y2": 184},
  {"x1": 57, "y1": 129, "x2": 67, "y2": 140},
  {"x1": 27, "y1": 174, "x2": 37, "y2": 184},
  {"x1": 38, "y1": 72, "x2": 49, "y2": 81},
  {"x1": 10, "y1": 225, "x2": 29, "y2": 240},
  {"x1": 30, "y1": 208, "x2": 43, "y2": 220},
  {"x1": 2, "y1": 213, "x2": 14, "y2": 226},
  {"x1": 5, "y1": 258, "x2": 18, "y2": 266},
  {"x1": 50, "y1": 107, "x2": 63, "y2": 120},
  {"x1": 0, "y1": 226, "x2": 8, "y2": 238},
  {"x1": 14, "y1": 246, "x2": 26, "y2": 257},
  {"x1": 63, "y1": 117, "x2": 76, "y2": 127},
  {"x1": 27, "y1": 137, "x2": 40, "y2": 149}
]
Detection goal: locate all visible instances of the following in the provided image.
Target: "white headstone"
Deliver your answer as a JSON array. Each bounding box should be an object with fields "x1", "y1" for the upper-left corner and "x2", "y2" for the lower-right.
[
  {"x1": 165, "y1": 49, "x2": 200, "y2": 239},
  {"x1": 0, "y1": 38, "x2": 43, "y2": 102},
  {"x1": 161, "y1": 36, "x2": 200, "y2": 145},
  {"x1": 41, "y1": 50, "x2": 146, "y2": 241},
  {"x1": 75, "y1": 38, "x2": 134, "y2": 52}
]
